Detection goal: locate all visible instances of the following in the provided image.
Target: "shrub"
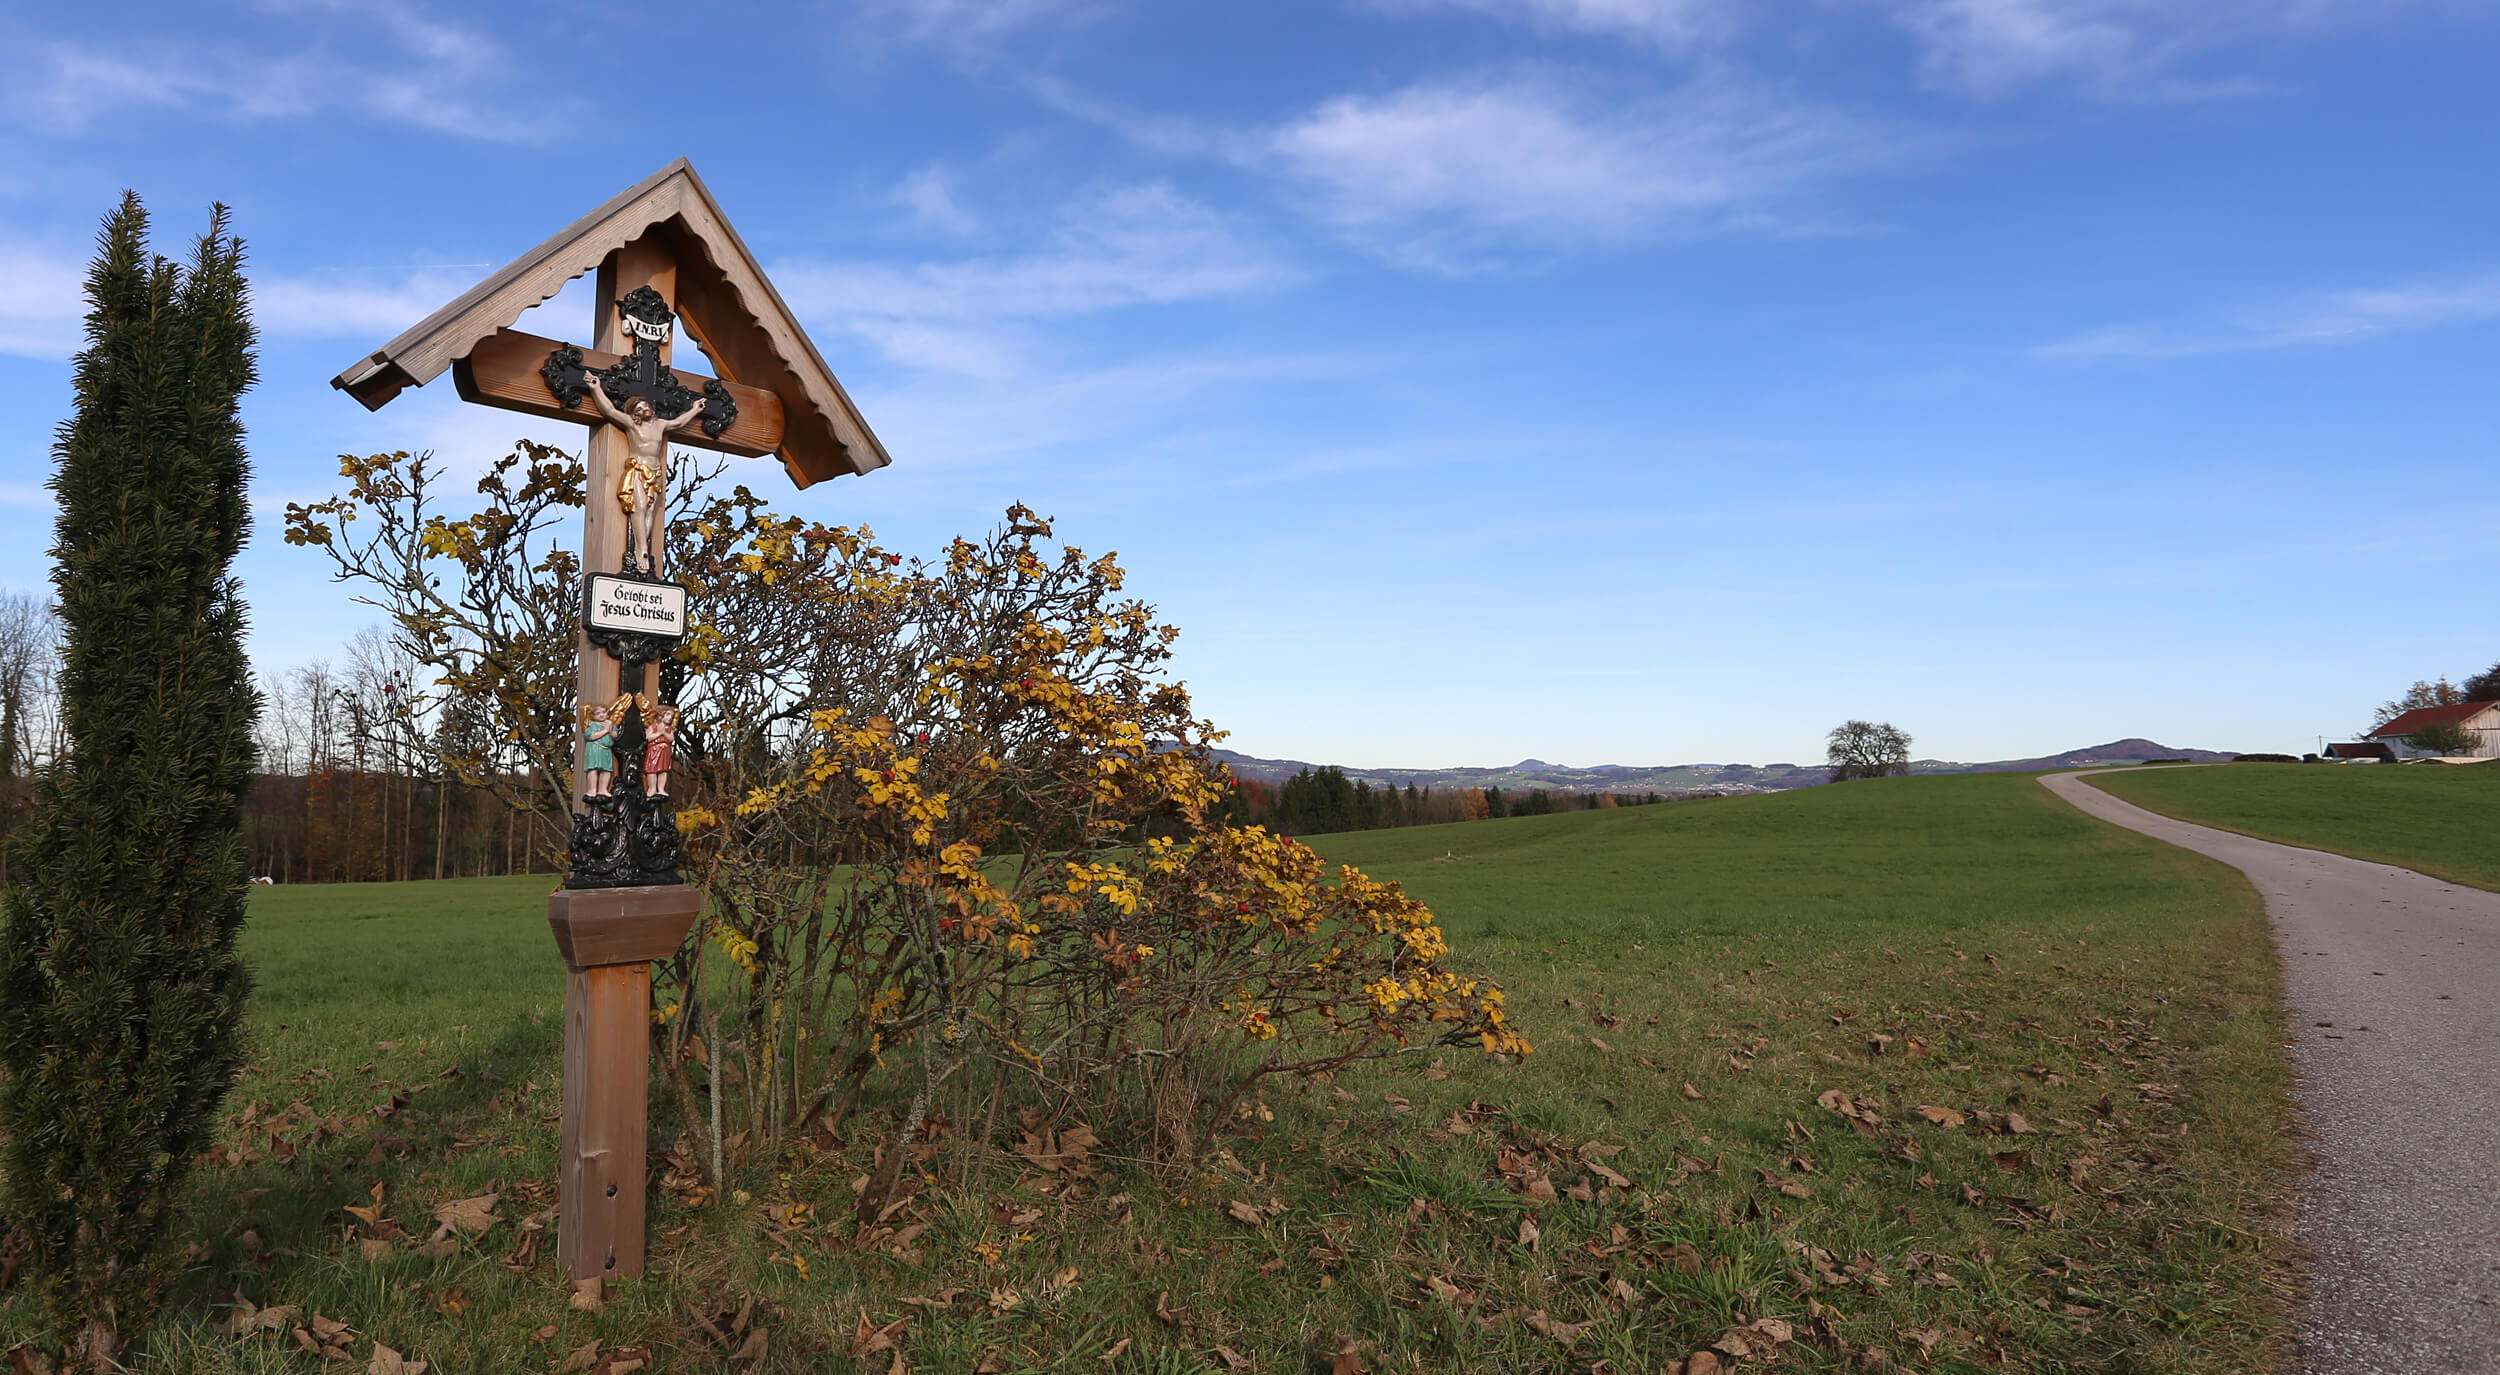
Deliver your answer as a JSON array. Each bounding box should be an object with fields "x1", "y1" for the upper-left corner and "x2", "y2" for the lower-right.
[
  {"x1": 2406, "y1": 719, "x2": 2476, "y2": 757},
  {"x1": 2229, "y1": 753, "x2": 2299, "y2": 764},
  {"x1": 676, "y1": 508, "x2": 1522, "y2": 1204},
  {"x1": 0, "y1": 198, "x2": 259, "y2": 1367},
  {"x1": 289, "y1": 463, "x2": 1522, "y2": 1206}
]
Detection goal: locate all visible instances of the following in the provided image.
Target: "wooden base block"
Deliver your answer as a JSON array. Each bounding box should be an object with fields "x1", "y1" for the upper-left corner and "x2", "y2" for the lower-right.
[{"x1": 548, "y1": 884, "x2": 703, "y2": 967}]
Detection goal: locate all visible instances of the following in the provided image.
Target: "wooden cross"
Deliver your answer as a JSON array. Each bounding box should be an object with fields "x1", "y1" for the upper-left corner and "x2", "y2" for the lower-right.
[{"x1": 333, "y1": 160, "x2": 891, "y2": 1286}]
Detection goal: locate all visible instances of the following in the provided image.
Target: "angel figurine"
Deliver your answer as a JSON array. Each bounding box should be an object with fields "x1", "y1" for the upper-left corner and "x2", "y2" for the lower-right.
[
  {"x1": 580, "y1": 702, "x2": 617, "y2": 797},
  {"x1": 643, "y1": 703, "x2": 679, "y2": 797}
]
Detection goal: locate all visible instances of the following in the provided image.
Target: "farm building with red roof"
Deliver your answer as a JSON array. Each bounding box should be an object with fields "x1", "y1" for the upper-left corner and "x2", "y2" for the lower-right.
[{"x1": 2365, "y1": 701, "x2": 2500, "y2": 759}]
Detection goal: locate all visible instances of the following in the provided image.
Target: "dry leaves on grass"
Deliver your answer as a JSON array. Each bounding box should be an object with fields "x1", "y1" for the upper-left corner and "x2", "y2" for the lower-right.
[
  {"x1": 1914, "y1": 1104, "x2": 1966, "y2": 1129},
  {"x1": 1710, "y1": 1317, "x2": 1795, "y2": 1361},
  {"x1": 430, "y1": 1193, "x2": 499, "y2": 1241},
  {"x1": 1013, "y1": 1114, "x2": 1100, "y2": 1177},
  {"x1": 293, "y1": 1313, "x2": 356, "y2": 1361},
  {"x1": 218, "y1": 1299, "x2": 300, "y2": 1338},
  {"x1": 366, "y1": 1342, "x2": 427, "y2": 1375},
  {"x1": 1524, "y1": 1311, "x2": 1597, "y2": 1346},
  {"x1": 343, "y1": 1181, "x2": 401, "y2": 1239},
  {"x1": 1815, "y1": 1089, "x2": 1882, "y2": 1134},
  {"x1": 850, "y1": 1311, "x2": 911, "y2": 1359}
]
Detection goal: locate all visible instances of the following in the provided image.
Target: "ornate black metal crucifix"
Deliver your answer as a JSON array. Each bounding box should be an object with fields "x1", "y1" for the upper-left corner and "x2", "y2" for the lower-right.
[
  {"x1": 542, "y1": 286, "x2": 738, "y2": 439},
  {"x1": 540, "y1": 286, "x2": 736, "y2": 890}
]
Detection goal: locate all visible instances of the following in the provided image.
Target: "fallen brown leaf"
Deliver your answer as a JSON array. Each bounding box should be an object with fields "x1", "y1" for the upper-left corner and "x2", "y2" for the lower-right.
[
  {"x1": 1524, "y1": 1311, "x2": 1595, "y2": 1346},
  {"x1": 899, "y1": 1288, "x2": 966, "y2": 1310},
  {"x1": 1914, "y1": 1105, "x2": 1965, "y2": 1129},
  {"x1": 850, "y1": 1311, "x2": 911, "y2": 1358},
  {"x1": 429, "y1": 1193, "x2": 499, "y2": 1240},
  {"x1": 219, "y1": 1300, "x2": 300, "y2": 1337},
  {"x1": 366, "y1": 1342, "x2": 428, "y2": 1375},
  {"x1": 555, "y1": 1340, "x2": 602, "y2": 1375}
]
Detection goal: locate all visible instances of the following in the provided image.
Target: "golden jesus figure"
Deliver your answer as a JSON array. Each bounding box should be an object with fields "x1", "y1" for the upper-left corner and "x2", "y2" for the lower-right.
[{"x1": 582, "y1": 385, "x2": 708, "y2": 570}]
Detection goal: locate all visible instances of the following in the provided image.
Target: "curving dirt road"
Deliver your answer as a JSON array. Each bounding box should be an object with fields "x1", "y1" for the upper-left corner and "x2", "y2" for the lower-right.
[{"x1": 2041, "y1": 769, "x2": 2500, "y2": 1373}]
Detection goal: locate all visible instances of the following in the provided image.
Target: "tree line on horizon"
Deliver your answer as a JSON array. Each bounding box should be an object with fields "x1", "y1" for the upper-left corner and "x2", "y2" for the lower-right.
[
  {"x1": 0, "y1": 605, "x2": 563, "y2": 886},
  {"x1": 1227, "y1": 764, "x2": 1671, "y2": 837},
  {"x1": 0, "y1": 600, "x2": 1679, "y2": 880}
]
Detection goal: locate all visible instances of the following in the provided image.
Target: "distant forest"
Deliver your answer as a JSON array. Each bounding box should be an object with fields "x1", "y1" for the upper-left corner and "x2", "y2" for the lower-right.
[
  {"x1": 1225, "y1": 764, "x2": 1669, "y2": 837},
  {"x1": 0, "y1": 593, "x2": 1672, "y2": 884}
]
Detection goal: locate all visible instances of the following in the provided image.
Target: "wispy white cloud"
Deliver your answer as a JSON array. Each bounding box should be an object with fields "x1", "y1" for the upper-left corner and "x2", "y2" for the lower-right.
[
  {"x1": 1369, "y1": 0, "x2": 1730, "y2": 50},
  {"x1": 2035, "y1": 271, "x2": 2500, "y2": 359},
  {"x1": 891, "y1": 166, "x2": 983, "y2": 237},
  {"x1": 0, "y1": 233, "x2": 512, "y2": 358},
  {"x1": 1883, "y1": 0, "x2": 2459, "y2": 101},
  {"x1": 0, "y1": 244, "x2": 86, "y2": 361},
  {"x1": 771, "y1": 184, "x2": 1296, "y2": 374},
  {"x1": 1263, "y1": 73, "x2": 1910, "y2": 264},
  {"x1": 251, "y1": 268, "x2": 493, "y2": 340},
  {"x1": 851, "y1": 0, "x2": 1108, "y2": 51},
  {"x1": 4, "y1": 1, "x2": 571, "y2": 142}
]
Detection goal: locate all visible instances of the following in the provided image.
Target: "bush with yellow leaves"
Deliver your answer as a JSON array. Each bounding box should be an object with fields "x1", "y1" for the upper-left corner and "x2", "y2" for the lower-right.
[{"x1": 286, "y1": 446, "x2": 1520, "y2": 1194}]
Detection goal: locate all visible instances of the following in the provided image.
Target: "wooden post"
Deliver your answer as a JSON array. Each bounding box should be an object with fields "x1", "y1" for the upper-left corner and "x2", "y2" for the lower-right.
[{"x1": 549, "y1": 885, "x2": 701, "y2": 1282}]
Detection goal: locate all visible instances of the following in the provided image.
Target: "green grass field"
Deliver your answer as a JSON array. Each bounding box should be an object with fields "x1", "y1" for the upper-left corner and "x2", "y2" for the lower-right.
[
  {"x1": 0, "y1": 772, "x2": 2300, "y2": 1373},
  {"x1": 2088, "y1": 761, "x2": 2500, "y2": 891}
]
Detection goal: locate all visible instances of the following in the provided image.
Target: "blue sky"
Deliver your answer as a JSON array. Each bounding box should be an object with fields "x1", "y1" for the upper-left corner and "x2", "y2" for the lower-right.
[{"x1": 3, "y1": 0, "x2": 2495, "y2": 767}]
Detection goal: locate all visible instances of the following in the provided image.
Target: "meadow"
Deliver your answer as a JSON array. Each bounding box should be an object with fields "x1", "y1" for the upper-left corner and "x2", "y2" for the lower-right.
[
  {"x1": 2088, "y1": 761, "x2": 2500, "y2": 891},
  {"x1": 0, "y1": 772, "x2": 2300, "y2": 1373}
]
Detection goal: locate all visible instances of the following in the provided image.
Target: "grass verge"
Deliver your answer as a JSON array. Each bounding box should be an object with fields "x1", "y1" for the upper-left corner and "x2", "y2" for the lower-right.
[
  {"x1": 1, "y1": 772, "x2": 2299, "y2": 1373},
  {"x1": 2088, "y1": 761, "x2": 2500, "y2": 891}
]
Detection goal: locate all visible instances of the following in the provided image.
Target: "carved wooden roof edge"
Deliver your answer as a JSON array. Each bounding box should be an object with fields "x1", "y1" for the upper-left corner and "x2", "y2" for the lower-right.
[
  {"x1": 665, "y1": 166, "x2": 892, "y2": 481},
  {"x1": 330, "y1": 160, "x2": 693, "y2": 407}
]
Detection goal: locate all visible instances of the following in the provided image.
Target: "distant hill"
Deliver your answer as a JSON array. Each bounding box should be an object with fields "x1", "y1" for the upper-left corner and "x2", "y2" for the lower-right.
[
  {"x1": 1211, "y1": 738, "x2": 2234, "y2": 796},
  {"x1": 1934, "y1": 738, "x2": 2237, "y2": 774}
]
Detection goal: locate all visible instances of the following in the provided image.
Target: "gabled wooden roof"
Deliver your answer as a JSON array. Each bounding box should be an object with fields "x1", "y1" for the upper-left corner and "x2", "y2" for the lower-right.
[{"x1": 330, "y1": 159, "x2": 888, "y2": 488}]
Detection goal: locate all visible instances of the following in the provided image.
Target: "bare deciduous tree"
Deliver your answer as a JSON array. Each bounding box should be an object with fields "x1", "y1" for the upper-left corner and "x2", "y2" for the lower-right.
[{"x1": 1827, "y1": 719, "x2": 1913, "y2": 782}]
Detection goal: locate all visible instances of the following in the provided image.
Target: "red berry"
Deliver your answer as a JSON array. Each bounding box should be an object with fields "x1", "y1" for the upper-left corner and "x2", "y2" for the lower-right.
[
  {"x1": 1236, "y1": 901, "x2": 1249, "y2": 914},
  {"x1": 915, "y1": 732, "x2": 929, "y2": 744},
  {"x1": 882, "y1": 770, "x2": 895, "y2": 782}
]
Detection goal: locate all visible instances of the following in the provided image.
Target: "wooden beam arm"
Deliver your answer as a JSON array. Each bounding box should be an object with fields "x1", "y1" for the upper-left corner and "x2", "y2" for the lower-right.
[{"x1": 452, "y1": 327, "x2": 786, "y2": 459}]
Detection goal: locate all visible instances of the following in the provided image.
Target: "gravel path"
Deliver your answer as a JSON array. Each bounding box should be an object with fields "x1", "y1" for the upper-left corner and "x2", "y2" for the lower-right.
[{"x1": 2041, "y1": 769, "x2": 2500, "y2": 1372}]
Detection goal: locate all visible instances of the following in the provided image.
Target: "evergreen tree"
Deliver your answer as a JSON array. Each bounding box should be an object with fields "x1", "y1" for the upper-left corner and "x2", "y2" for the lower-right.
[{"x1": 0, "y1": 197, "x2": 259, "y2": 1365}]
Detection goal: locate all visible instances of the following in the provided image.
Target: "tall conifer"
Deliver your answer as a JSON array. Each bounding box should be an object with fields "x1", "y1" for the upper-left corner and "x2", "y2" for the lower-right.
[{"x1": 0, "y1": 195, "x2": 259, "y2": 1366}]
